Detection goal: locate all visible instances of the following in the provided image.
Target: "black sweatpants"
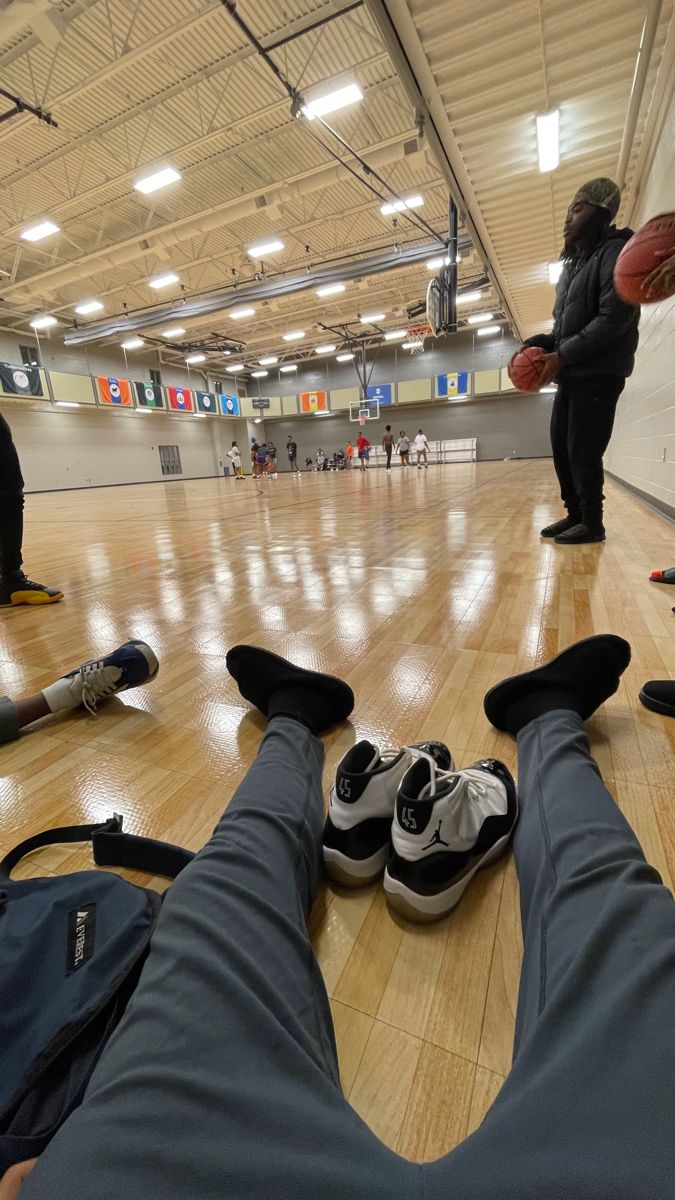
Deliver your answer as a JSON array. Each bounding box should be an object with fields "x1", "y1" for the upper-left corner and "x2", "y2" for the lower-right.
[
  {"x1": 0, "y1": 414, "x2": 25, "y2": 578},
  {"x1": 550, "y1": 375, "x2": 624, "y2": 526}
]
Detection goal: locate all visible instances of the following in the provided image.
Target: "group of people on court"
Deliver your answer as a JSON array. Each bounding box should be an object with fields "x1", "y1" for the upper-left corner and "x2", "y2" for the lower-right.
[{"x1": 304, "y1": 429, "x2": 432, "y2": 472}]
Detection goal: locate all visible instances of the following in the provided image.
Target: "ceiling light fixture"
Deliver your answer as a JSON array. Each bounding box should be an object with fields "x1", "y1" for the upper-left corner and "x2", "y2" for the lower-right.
[
  {"x1": 536, "y1": 109, "x2": 559, "y2": 173},
  {"x1": 476, "y1": 325, "x2": 501, "y2": 337},
  {"x1": 548, "y1": 261, "x2": 563, "y2": 284},
  {"x1": 302, "y1": 82, "x2": 363, "y2": 121},
  {"x1": 247, "y1": 238, "x2": 284, "y2": 257},
  {"x1": 282, "y1": 330, "x2": 305, "y2": 342},
  {"x1": 134, "y1": 166, "x2": 181, "y2": 194},
  {"x1": 20, "y1": 219, "x2": 60, "y2": 242},
  {"x1": 456, "y1": 290, "x2": 483, "y2": 306},
  {"x1": 336, "y1": 352, "x2": 354, "y2": 361},
  {"x1": 258, "y1": 355, "x2": 278, "y2": 365},
  {"x1": 426, "y1": 256, "x2": 450, "y2": 270},
  {"x1": 380, "y1": 194, "x2": 423, "y2": 216},
  {"x1": 467, "y1": 312, "x2": 495, "y2": 325},
  {"x1": 229, "y1": 306, "x2": 255, "y2": 319},
  {"x1": 185, "y1": 353, "x2": 206, "y2": 364},
  {"x1": 384, "y1": 329, "x2": 406, "y2": 340},
  {"x1": 121, "y1": 338, "x2": 144, "y2": 350},
  {"x1": 74, "y1": 300, "x2": 104, "y2": 315},
  {"x1": 280, "y1": 363, "x2": 298, "y2": 373},
  {"x1": 251, "y1": 370, "x2": 269, "y2": 378},
  {"x1": 226, "y1": 363, "x2": 245, "y2": 372},
  {"x1": 29, "y1": 314, "x2": 58, "y2": 329},
  {"x1": 149, "y1": 272, "x2": 179, "y2": 289},
  {"x1": 316, "y1": 282, "x2": 345, "y2": 298},
  {"x1": 315, "y1": 343, "x2": 336, "y2": 354},
  {"x1": 162, "y1": 326, "x2": 186, "y2": 337},
  {"x1": 360, "y1": 312, "x2": 385, "y2": 324}
]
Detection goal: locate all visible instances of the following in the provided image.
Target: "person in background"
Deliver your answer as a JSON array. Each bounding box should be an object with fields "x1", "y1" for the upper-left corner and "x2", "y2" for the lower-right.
[
  {"x1": 382, "y1": 425, "x2": 395, "y2": 472},
  {"x1": 397, "y1": 431, "x2": 410, "y2": 467},
  {"x1": 345, "y1": 441, "x2": 354, "y2": 469},
  {"x1": 227, "y1": 441, "x2": 244, "y2": 481},
  {"x1": 520, "y1": 177, "x2": 640, "y2": 545},
  {"x1": 287, "y1": 435, "x2": 299, "y2": 474},
  {"x1": 335, "y1": 448, "x2": 346, "y2": 470},
  {"x1": 255, "y1": 443, "x2": 269, "y2": 477},
  {"x1": 316, "y1": 449, "x2": 326, "y2": 472},
  {"x1": 356, "y1": 431, "x2": 370, "y2": 471},
  {"x1": 251, "y1": 439, "x2": 260, "y2": 477},
  {"x1": 414, "y1": 429, "x2": 429, "y2": 470},
  {"x1": 266, "y1": 442, "x2": 277, "y2": 478},
  {"x1": 0, "y1": 413, "x2": 63, "y2": 607}
]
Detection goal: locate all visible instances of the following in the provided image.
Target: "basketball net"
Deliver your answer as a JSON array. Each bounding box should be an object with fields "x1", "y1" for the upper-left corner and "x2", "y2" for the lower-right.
[
  {"x1": 358, "y1": 415, "x2": 366, "y2": 426},
  {"x1": 406, "y1": 324, "x2": 431, "y2": 355}
]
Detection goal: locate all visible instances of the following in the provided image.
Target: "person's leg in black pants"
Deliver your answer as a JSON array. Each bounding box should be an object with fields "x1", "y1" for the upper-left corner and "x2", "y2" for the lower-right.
[
  {"x1": 548, "y1": 381, "x2": 581, "y2": 522},
  {"x1": 0, "y1": 415, "x2": 63, "y2": 606},
  {"x1": 385, "y1": 445, "x2": 392, "y2": 471},
  {"x1": 566, "y1": 375, "x2": 623, "y2": 530}
]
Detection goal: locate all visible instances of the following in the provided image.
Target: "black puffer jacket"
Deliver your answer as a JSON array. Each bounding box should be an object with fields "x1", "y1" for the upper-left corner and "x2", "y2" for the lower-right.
[{"x1": 526, "y1": 227, "x2": 640, "y2": 379}]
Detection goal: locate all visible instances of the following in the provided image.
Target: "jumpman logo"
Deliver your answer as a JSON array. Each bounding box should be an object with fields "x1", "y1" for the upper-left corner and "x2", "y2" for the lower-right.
[{"x1": 423, "y1": 819, "x2": 449, "y2": 851}]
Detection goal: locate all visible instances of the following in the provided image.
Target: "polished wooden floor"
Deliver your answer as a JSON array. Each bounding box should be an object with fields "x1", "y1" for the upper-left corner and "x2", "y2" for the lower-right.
[{"x1": 1, "y1": 460, "x2": 674, "y2": 1160}]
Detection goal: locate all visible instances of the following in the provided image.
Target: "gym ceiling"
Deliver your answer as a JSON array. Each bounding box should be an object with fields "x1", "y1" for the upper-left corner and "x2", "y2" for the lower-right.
[{"x1": 0, "y1": 0, "x2": 671, "y2": 371}]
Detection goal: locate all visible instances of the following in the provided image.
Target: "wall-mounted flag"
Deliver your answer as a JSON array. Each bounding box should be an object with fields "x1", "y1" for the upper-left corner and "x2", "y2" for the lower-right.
[
  {"x1": 437, "y1": 371, "x2": 470, "y2": 397},
  {"x1": 134, "y1": 381, "x2": 165, "y2": 408},
  {"x1": 299, "y1": 389, "x2": 328, "y2": 412},
  {"x1": 97, "y1": 377, "x2": 133, "y2": 406},
  {"x1": 196, "y1": 391, "x2": 217, "y2": 414},
  {"x1": 0, "y1": 362, "x2": 43, "y2": 397},
  {"x1": 167, "y1": 386, "x2": 194, "y2": 411},
  {"x1": 219, "y1": 394, "x2": 240, "y2": 416}
]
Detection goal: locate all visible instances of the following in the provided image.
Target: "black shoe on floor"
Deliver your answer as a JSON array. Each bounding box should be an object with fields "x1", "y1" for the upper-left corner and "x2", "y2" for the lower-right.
[
  {"x1": 638, "y1": 680, "x2": 675, "y2": 718},
  {"x1": 226, "y1": 645, "x2": 354, "y2": 735},
  {"x1": 0, "y1": 575, "x2": 64, "y2": 606},
  {"x1": 540, "y1": 515, "x2": 579, "y2": 538},
  {"x1": 484, "y1": 634, "x2": 631, "y2": 734},
  {"x1": 554, "y1": 523, "x2": 605, "y2": 544}
]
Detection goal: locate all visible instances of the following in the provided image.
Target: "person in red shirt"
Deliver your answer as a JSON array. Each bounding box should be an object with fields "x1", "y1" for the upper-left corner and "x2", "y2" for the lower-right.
[{"x1": 356, "y1": 432, "x2": 370, "y2": 471}]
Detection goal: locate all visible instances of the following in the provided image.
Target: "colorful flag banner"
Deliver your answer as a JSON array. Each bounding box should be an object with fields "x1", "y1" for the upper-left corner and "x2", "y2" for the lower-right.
[
  {"x1": 196, "y1": 390, "x2": 218, "y2": 415},
  {"x1": 219, "y1": 394, "x2": 240, "y2": 416},
  {"x1": 299, "y1": 389, "x2": 328, "y2": 413},
  {"x1": 0, "y1": 362, "x2": 43, "y2": 397},
  {"x1": 97, "y1": 377, "x2": 133, "y2": 406},
  {"x1": 167, "y1": 386, "x2": 194, "y2": 412},
  {"x1": 437, "y1": 371, "x2": 470, "y2": 397},
  {"x1": 134, "y1": 381, "x2": 165, "y2": 408}
]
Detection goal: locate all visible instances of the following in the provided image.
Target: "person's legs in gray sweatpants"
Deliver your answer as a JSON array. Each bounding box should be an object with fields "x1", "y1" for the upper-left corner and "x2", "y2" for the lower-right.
[{"x1": 20, "y1": 669, "x2": 675, "y2": 1198}]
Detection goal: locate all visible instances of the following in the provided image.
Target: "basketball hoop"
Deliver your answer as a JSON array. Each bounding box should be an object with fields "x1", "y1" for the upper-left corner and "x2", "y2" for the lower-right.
[
  {"x1": 406, "y1": 323, "x2": 432, "y2": 355},
  {"x1": 358, "y1": 414, "x2": 367, "y2": 426}
]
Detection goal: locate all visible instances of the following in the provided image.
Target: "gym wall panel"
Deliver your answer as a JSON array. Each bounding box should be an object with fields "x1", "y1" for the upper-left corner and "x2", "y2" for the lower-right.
[
  {"x1": 330, "y1": 387, "x2": 359, "y2": 411},
  {"x1": 474, "y1": 369, "x2": 501, "y2": 395},
  {"x1": 398, "y1": 378, "x2": 432, "y2": 404},
  {"x1": 500, "y1": 368, "x2": 516, "y2": 392},
  {"x1": 50, "y1": 371, "x2": 97, "y2": 404},
  {"x1": 282, "y1": 395, "x2": 298, "y2": 415}
]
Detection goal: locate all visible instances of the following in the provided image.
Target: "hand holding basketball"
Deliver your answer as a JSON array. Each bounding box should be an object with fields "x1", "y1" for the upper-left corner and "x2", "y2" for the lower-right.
[
  {"x1": 644, "y1": 252, "x2": 675, "y2": 301},
  {"x1": 507, "y1": 345, "x2": 547, "y2": 392},
  {"x1": 614, "y1": 212, "x2": 675, "y2": 304}
]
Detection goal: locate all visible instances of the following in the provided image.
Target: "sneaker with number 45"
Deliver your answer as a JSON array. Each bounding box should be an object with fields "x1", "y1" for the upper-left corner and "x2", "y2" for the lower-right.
[
  {"x1": 384, "y1": 755, "x2": 518, "y2": 922},
  {"x1": 322, "y1": 739, "x2": 453, "y2": 886}
]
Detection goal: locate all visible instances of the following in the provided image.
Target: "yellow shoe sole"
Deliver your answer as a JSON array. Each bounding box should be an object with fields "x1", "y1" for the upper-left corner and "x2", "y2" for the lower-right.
[{"x1": 1, "y1": 590, "x2": 65, "y2": 606}]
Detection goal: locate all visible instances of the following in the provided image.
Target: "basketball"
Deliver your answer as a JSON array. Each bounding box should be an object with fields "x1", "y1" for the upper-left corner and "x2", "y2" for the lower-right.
[
  {"x1": 508, "y1": 346, "x2": 547, "y2": 392},
  {"x1": 614, "y1": 212, "x2": 675, "y2": 304}
]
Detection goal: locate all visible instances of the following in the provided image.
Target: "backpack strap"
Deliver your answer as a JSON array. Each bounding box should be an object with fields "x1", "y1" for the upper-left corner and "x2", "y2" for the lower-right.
[{"x1": 0, "y1": 814, "x2": 194, "y2": 881}]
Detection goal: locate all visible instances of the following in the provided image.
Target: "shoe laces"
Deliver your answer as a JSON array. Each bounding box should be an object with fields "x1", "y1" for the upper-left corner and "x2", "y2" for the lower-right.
[
  {"x1": 76, "y1": 661, "x2": 123, "y2": 714},
  {"x1": 417, "y1": 760, "x2": 488, "y2": 805}
]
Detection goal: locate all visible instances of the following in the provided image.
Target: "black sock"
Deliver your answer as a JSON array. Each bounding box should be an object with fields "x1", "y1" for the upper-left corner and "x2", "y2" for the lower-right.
[
  {"x1": 505, "y1": 685, "x2": 582, "y2": 736},
  {"x1": 267, "y1": 687, "x2": 332, "y2": 734}
]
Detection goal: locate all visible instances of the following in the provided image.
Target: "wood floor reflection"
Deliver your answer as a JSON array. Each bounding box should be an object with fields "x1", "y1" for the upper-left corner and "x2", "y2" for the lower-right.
[{"x1": 1, "y1": 460, "x2": 673, "y2": 1160}]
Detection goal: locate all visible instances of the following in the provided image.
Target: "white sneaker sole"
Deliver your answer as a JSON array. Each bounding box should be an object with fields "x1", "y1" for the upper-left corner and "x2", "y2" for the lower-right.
[
  {"x1": 323, "y1": 843, "x2": 389, "y2": 888},
  {"x1": 383, "y1": 831, "x2": 513, "y2": 922}
]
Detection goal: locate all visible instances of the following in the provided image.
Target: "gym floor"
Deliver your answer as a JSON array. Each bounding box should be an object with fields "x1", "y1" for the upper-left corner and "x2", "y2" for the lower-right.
[{"x1": 1, "y1": 459, "x2": 673, "y2": 1160}]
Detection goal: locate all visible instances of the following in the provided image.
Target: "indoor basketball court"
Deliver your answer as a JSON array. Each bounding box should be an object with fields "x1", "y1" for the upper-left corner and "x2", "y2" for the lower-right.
[{"x1": 0, "y1": 0, "x2": 673, "y2": 1189}]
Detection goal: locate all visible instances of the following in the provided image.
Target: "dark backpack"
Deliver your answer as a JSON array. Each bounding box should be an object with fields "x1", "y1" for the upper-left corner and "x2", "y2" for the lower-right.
[{"x1": 0, "y1": 814, "x2": 194, "y2": 1174}]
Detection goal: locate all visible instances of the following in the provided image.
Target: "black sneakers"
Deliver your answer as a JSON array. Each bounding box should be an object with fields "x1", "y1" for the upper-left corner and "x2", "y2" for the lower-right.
[
  {"x1": 322, "y1": 740, "x2": 452, "y2": 887},
  {"x1": 554, "y1": 522, "x2": 605, "y2": 544},
  {"x1": 383, "y1": 755, "x2": 518, "y2": 922},
  {"x1": 0, "y1": 575, "x2": 64, "y2": 606},
  {"x1": 639, "y1": 680, "x2": 675, "y2": 718},
  {"x1": 540, "y1": 515, "x2": 579, "y2": 538}
]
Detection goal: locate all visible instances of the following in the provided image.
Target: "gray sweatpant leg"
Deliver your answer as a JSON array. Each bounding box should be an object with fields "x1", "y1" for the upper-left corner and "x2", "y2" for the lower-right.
[{"x1": 0, "y1": 696, "x2": 19, "y2": 745}]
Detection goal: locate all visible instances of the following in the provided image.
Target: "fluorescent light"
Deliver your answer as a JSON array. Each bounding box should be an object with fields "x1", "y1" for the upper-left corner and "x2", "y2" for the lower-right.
[
  {"x1": 316, "y1": 283, "x2": 345, "y2": 298},
  {"x1": 548, "y1": 261, "x2": 563, "y2": 284},
  {"x1": 74, "y1": 300, "x2": 104, "y2": 315},
  {"x1": 336, "y1": 352, "x2": 354, "y2": 361},
  {"x1": 226, "y1": 363, "x2": 245, "y2": 372},
  {"x1": 401, "y1": 341, "x2": 419, "y2": 350},
  {"x1": 380, "y1": 194, "x2": 423, "y2": 216},
  {"x1": 467, "y1": 312, "x2": 494, "y2": 325},
  {"x1": 149, "y1": 272, "x2": 179, "y2": 289},
  {"x1": 121, "y1": 338, "x2": 144, "y2": 349},
  {"x1": 280, "y1": 364, "x2": 297, "y2": 373},
  {"x1": 185, "y1": 353, "x2": 206, "y2": 364},
  {"x1": 457, "y1": 290, "x2": 482, "y2": 305},
  {"x1": 315, "y1": 343, "x2": 336, "y2": 353},
  {"x1": 536, "y1": 110, "x2": 559, "y2": 173},
  {"x1": 21, "y1": 219, "x2": 60, "y2": 242},
  {"x1": 248, "y1": 238, "x2": 284, "y2": 257},
  {"x1": 251, "y1": 369, "x2": 268, "y2": 378},
  {"x1": 29, "y1": 314, "x2": 57, "y2": 329},
  {"x1": 476, "y1": 325, "x2": 500, "y2": 337},
  {"x1": 134, "y1": 166, "x2": 181, "y2": 194},
  {"x1": 426, "y1": 256, "x2": 451, "y2": 270},
  {"x1": 229, "y1": 306, "x2": 255, "y2": 320},
  {"x1": 259, "y1": 355, "x2": 278, "y2": 365},
  {"x1": 162, "y1": 326, "x2": 186, "y2": 337},
  {"x1": 56, "y1": 401, "x2": 80, "y2": 407},
  {"x1": 222, "y1": 350, "x2": 231, "y2": 355},
  {"x1": 302, "y1": 82, "x2": 363, "y2": 121},
  {"x1": 360, "y1": 312, "x2": 385, "y2": 324},
  {"x1": 282, "y1": 330, "x2": 305, "y2": 342},
  {"x1": 384, "y1": 329, "x2": 406, "y2": 340}
]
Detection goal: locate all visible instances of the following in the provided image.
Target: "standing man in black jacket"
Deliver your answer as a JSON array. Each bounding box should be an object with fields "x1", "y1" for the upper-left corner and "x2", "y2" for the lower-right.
[
  {"x1": 0, "y1": 413, "x2": 63, "y2": 606},
  {"x1": 523, "y1": 177, "x2": 640, "y2": 544}
]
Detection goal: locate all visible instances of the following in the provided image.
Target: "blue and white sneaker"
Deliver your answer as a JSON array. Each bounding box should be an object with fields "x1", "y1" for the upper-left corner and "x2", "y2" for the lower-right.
[
  {"x1": 384, "y1": 756, "x2": 518, "y2": 922},
  {"x1": 44, "y1": 640, "x2": 159, "y2": 716},
  {"x1": 322, "y1": 739, "x2": 454, "y2": 887}
]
